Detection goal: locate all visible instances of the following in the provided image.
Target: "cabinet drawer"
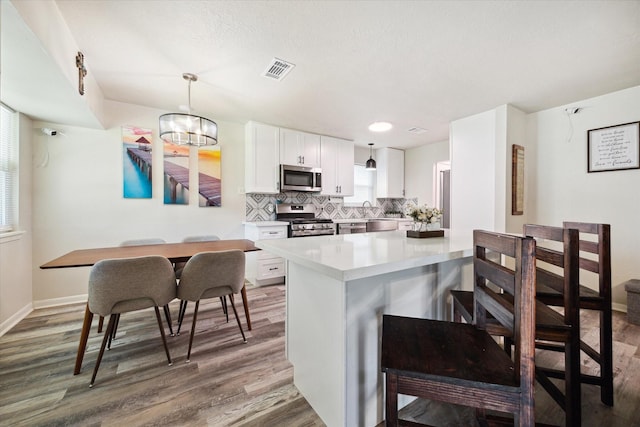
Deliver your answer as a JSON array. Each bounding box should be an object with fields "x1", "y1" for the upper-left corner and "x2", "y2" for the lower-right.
[
  {"x1": 397, "y1": 221, "x2": 414, "y2": 231},
  {"x1": 258, "y1": 259, "x2": 285, "y2": 279},
  {"x1": 258, "y1": 227, "x2": 287, "y2": 240}
]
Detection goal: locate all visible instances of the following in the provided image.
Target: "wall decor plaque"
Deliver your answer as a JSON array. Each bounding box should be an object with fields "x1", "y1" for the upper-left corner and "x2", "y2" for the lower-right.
[{"x1": 588, "y1": 121, "x2": 639, "y2": 173}]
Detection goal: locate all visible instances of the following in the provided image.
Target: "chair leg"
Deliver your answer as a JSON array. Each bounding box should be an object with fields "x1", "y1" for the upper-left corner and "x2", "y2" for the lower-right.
[
  {"x1": 107, "y1": 314, "x2": 120, "y2": 350},
  {"x1": 163, "y1": 304, "x2": 174, "y2": 337},
  {"x1": 601, "y1": 307, "x2": 614, "y2": 406},
  {"x1": 565, "y1": 331, "x2": 582, "y2": 427},
  {"x1": 90, "y1": 314, "x2": 116, "y2": 388},
  {"x1": 97, "y1": 316, "x2": 104, "y2": 333},
  {"x1": 74, "y1": 304, "x2": 93, "y2": 375},
  {"x1": 385, "y1": 372, "x2": 398, "y2": 427},
  {"x1": 220, "y1": 296, "x2": 229, "y2": 322},
  {"x1": 177, "y1": 300, "x2": 188, "y2": 335},
  {"x1": 241, "y1": 285, "x2": 252, "y2": 331},
  {"x1": 111, "y1": 313, "x2": 121, "y2": 343},
  {"x1": 187, "y1": 301, "x2": 200, "y2": 362},
  {"x1": 154, "y1": 306, "x2": 172, "y2": 366},
  {"x1": 228, "y1": 294, "x2": 247, "y2": 343}
]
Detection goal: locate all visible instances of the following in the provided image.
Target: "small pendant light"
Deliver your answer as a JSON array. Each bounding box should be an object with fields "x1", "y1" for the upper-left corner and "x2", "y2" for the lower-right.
[{"x1": 366, "y1": 143, "x2": 377, "y2": 170}]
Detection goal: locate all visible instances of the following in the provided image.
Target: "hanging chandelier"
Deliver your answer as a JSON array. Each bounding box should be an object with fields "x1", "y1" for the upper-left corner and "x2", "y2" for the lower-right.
[{"x1": 159, "y1": 73, "x2": 217, "y2": 146}]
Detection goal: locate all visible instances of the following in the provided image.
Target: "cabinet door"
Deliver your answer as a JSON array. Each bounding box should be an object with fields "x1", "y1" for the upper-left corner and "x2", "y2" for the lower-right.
[
  {"x1": 335, "y1": 139, "x2": 354, "y2": 196},
  {"x1": 376, "y1": 147, "x2": 405, "y2": 198},
  {"x1": 301, "y1": 132, "x2": 321, "y2": 168},
  {"x1": 280, "y1": 128, "x2": 321, "y2": 167},
  {"x1": 320, "y1": 137, "x2": 339, "y2": 196},
  {"x1": 245, "y1": 122, "x2": 280, "y2": 193},
  {"x1": 321, "y1": 136, "x2": 354, "y2": 196},
  {"x1": 279, "y1": 127, "x2": 302, "y2": 165}
]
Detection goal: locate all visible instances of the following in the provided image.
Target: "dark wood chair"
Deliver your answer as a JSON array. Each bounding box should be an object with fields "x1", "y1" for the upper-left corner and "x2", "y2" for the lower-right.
[
  {"x1": 536, "y1": 221, "x2": 613, "y2": 406},
  {"x1": 381, "y1": 230, "x2": 537, "y2": 426},
  {"x1": 451, "y1": 225, "x2": 581, "y2": 426}
]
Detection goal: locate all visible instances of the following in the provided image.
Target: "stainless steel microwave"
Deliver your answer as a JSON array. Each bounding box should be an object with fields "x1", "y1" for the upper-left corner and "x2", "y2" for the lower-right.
[{"x1": 280, "y1": 164, "x2": 322, "y2": 192}]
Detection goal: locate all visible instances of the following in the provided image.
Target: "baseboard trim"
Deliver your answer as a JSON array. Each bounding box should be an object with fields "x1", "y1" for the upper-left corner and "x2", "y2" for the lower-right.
[
  {"x1": 33, "y1": 294, "x2": 88, "y2": 309},
  {"x1": 0, "y1": 303, "x2": 33, "y2": 337},
  {"x1": 613, "y1": 302, "x2": 627, "y2": 313}
]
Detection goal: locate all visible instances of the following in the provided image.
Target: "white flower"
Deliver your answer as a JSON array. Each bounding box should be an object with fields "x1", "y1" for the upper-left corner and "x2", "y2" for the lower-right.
[{"x1": 406, "y1": 204, "x2": 442, "y2": 223}]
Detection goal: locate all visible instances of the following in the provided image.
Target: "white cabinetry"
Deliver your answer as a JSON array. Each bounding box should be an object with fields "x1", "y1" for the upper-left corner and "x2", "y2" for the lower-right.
[
  {"x1": 376, "y1": 147, "x2": 405, "y2": 198},
  {"x1": 280, "y1": 128, "x2": 321, "y2": 167},
  {"x1": 244, "y1": 222, "x2": 288, "y2": 286},
  {"x1": 396, "y1": 219, "x2": 414, "y2": 231},
  {"x1": 320, "y1": 136, "x2": 354, "y2": 196},
  {"x1": 245, "y1": 122, "x2": 280, "y2": 194}
]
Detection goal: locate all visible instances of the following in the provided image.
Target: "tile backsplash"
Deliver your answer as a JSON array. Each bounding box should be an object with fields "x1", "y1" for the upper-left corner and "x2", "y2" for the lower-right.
[{"x1": 246, "y1": 192, "x2": 417, "y2": 222}]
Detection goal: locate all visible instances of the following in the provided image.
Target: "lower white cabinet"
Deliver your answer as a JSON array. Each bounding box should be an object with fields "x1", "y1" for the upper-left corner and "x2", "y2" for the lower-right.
[
  {"x1": 244, "y1": 222, "x2": 288, "y2": 286},
  {"x1": 396, "y1": 220, "x2": 414, "y2": 231}
]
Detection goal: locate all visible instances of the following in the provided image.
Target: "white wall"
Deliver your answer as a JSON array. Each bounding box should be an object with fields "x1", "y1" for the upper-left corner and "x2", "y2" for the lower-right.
[
  {"x1": 450, "y1": 109, "x2": 501, "y2": 234},
  {"x1": 0, "y1": 113, "x2": 34, "y2": 332},
  {"x1": 528, "y1": 85, "x2": 640, "y2": 307},
  {"x1": 30, "y1": 100, "x2": 246, "y2": 304},
  {"x1": 404, "y1": 140, "x2": 449, "y2": 206}
]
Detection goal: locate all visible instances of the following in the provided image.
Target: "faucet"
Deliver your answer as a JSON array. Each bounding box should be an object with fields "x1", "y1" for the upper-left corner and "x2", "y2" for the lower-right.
[{"x1": 362, "y1": 200, "x2": 373, "y2": 218}]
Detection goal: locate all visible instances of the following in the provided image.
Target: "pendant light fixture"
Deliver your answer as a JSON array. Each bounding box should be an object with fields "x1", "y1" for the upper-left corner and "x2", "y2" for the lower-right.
[
  {"x1": 366, "y1": 143, "x2": 377, "y2": 170},
  {"x1": 159, "y1": 73, "x2": 217, "y2": 146}
]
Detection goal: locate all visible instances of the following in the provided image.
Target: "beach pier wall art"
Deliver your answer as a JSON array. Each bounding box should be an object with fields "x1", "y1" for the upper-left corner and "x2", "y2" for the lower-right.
[
  {"x1": 198, "y1": 145, "x2": 222, "y2": 207},
  {"x1": 163, "y1": 141, "x2": 190, "y2": 205},
  {"x1": 122, "y1": 126, "x2": 153, "y2": 199}
]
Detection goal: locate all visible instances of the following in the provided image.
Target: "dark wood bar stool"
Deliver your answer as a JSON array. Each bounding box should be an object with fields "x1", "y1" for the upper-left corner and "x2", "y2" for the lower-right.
[
  {"x1": 451, "y1": 225, "x2": 582, "y2": 426},
  {"x1": 382, "y1": 230, "x2": 537, "y2": 426},
  {"x1": 537, "y1": 222, "x2": 613, "y2": 406}
]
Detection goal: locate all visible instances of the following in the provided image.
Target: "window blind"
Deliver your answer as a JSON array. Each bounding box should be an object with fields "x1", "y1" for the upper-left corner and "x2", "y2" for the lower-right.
[{"x1": 0, "y1": 103, "x2": 18, "y2": 232}]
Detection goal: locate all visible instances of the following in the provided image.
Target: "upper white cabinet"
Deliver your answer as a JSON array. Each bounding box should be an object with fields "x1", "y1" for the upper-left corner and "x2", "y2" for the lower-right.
[
  {"x1": 376, "y1": 147, "x2": 405, "y2": 198},
  {"x1": 321, "y1": 136, "x2": 354, "y2": 196},
  {"x1": 280, "y1": 128, "x2": 321, "y2": 168},
  {"x1": 245, "y1": 121, "x2": 280, "y2": 194}
]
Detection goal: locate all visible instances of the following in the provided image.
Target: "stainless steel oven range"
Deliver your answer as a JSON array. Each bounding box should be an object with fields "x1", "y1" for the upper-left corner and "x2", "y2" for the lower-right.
[{"x1": 275, "y1": 203, "x2": 336, "y2": 238}]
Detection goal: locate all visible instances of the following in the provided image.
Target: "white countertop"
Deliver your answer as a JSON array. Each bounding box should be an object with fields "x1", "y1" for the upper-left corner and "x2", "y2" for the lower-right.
[{"x1": 255, "y1": 230, "x2": 473, "y2": 282}]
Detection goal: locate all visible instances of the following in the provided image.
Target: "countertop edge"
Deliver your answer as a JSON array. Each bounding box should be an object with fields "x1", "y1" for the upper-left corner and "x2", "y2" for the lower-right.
[{"x1": 255, "y1": 238, "x2": 473, "y2": 282}]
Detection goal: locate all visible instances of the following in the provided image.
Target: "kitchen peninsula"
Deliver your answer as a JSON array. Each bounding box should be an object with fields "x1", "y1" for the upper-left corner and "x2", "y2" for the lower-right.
[{"x1": 255, "y1": 230, "x2": 474, "y2": 427}]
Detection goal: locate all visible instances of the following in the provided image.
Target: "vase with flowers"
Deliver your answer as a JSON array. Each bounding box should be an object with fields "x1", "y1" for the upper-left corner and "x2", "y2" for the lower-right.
[{"x1": 406, "y1": 204, "x2": 443, "y2": 232}]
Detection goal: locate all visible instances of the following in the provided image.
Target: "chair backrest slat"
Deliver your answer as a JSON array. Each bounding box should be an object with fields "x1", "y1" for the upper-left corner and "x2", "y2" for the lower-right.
[
  {"x1": 524, "y1": 224, "x2": 580, "y2": 326},
  {"x1": 472, "y1": 230, "x2": 536, "y2": 386},
  {"x1": 474, "y1": 257, "x2": 516, "y2": 295},
  {"x1": 563, "y1": 221, "x2": 611, "y2": 288}
]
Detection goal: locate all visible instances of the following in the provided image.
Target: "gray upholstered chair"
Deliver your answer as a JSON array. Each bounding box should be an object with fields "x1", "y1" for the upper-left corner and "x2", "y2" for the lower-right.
[
  {"x1": 177, "y1": 250, "x2": 247, "y2": 361},
  {"x1": 174, "y1": 235, "x2": 220, "y2": 278},
  {"x1": 115, "y1": 238, "x2": 174, "y2": 337},
  {"x1": 87, "y1": 255, "x2": 177, "y2": 387},
  {"x1": 95, "y1": 239, "x2": 170, "y2": 334},
  {"x1": 174, "y1": 235, "x2": 224, "y2": 333}
]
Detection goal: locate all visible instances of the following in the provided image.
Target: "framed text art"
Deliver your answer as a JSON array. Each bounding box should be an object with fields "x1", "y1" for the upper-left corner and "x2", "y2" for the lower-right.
[
  {"x1": 588, "y1": 121, "x2": 640, "y2": 173},
  {"x1": 511, "y1": 144, "x2": 524, "y2": 215}
]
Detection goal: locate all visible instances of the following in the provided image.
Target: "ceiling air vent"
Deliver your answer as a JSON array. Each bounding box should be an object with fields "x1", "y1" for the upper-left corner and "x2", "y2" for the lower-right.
[
  {"x1": 407, "y1": 127, "x2": 427, "y2": 134},
  {"x1": 262, "y1": 58, "x2": 295, "y2": 81}
]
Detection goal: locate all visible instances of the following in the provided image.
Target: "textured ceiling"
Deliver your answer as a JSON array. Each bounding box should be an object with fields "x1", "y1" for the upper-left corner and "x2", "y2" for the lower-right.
[{"x1": 4, "y1": 0, "x2": 640, "y2": 148}]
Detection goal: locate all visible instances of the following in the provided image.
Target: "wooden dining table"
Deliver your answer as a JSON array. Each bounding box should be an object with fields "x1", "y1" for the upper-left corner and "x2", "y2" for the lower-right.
[{"x1": 40, "y1": 239, "x2": 260, "y2": 375}]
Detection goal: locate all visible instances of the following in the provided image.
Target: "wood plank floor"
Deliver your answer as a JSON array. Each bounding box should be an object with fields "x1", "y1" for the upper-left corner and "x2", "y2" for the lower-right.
[{"x1": 1, "y1": 284, "x2": 639, "y2": 426}]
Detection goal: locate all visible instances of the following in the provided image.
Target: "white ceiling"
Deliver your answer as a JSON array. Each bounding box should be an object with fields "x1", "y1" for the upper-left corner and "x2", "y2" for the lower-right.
[{"x1": 3, "y1": 0, "x2": 640, "y2": 148}]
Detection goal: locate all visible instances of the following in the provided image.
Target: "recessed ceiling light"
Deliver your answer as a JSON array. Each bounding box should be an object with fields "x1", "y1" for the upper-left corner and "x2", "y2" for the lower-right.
[{"x1": 368, "y1": 121, "x2": 393, "y2": 132}]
